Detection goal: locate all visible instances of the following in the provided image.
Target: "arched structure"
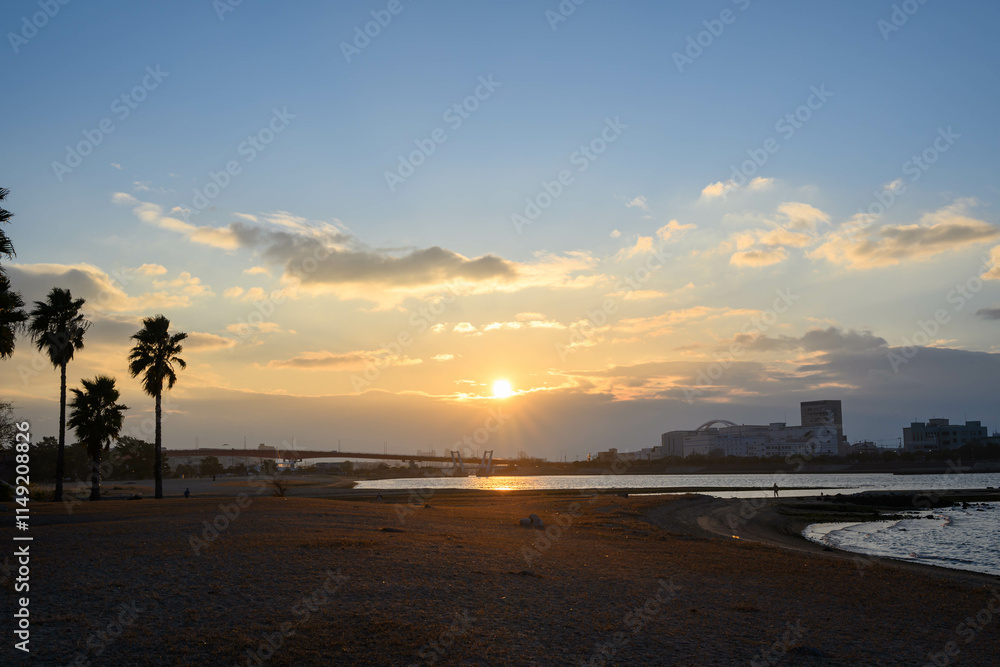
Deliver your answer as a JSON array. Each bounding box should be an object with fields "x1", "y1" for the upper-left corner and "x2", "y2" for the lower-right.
[{"x1": 695, "y1": 419, "x2": 739, "y2": 432}]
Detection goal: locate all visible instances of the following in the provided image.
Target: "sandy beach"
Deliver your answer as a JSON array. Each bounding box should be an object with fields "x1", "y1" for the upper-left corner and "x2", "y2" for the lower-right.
[{"x1": 5, "y1": 488, "x2": 1000, "y2": 666}]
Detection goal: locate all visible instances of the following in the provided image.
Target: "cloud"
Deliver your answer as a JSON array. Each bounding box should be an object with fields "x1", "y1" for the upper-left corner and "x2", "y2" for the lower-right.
[
  {"x1": 268, "y1": 349, "x2": 422, "y2": 370},
  {"x1": 700, "y1": 180, "x2": 739, "y2": 200},
  {"x1": 135, "y1": 263, "x2": 167, "y2": 276},
  {"x1": 185, "y1": 332, "x2": 238, "y2": 351},
  {"x1": 624, "y1": 195, "x2": 649, "y2": 211},
  {"x1": 809, "y1": 199, "x2": 1000, "y2": 269},
  {"x1": 113, "y1": 192, "x2": 240, "y2": 249},
  {"x1": 656, "y1": 219, "x2": 696, "y2": 242},
  {"x1": 700, "y1": 177, "x2": 773, "y2": 200},
  {"x1": 983, "y1": 246, "x2": 1000, "y2": 280},
  {"x1": 777, "y1": 202, "x2": 829, "y2": 231},
  {"x1": 223, "y1": 287, "x2": 244, "y2": 299},
  {"x1": 116, "y1": 196, "x2": 602, "y2": 304},
  {"x1": 619, "y1": 235, "x2": 654, "y2": 259},
  {"x1": 730, "y1": 247, "x2": 788, "y2": 267},
  {"x1": 243, "y1": 266, "x2": 271, "y2": 276},
  {"x1": 610, "y1": 229, "x2": 621, "y2": 239},
  {"x1": 453, "y1": 322, "x2": 478, "y2": 334},
  {"x1": 110, "y1": 163, "x2": 122, "y2": 170},
  {"x1": 431, "y1": 354, "x2": 455, "y2": 362},
  {"x1": 976, "y1": 308, "x2": 1000, "y2": 320},
  {"x1": 152, "y1": 271, "x2": 214, "y2": 298},
  {"x1": 6, "y1": 263, "x2": 210, "y2": 313},
  {"x1": 732, "y1": 327, "x2": 888, "y2": 354}
]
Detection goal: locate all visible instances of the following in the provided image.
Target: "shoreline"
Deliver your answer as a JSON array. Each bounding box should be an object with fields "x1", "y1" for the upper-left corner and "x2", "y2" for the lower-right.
[{"x1": 8, "y1": 489, "x2": 1000, "y2": 665}]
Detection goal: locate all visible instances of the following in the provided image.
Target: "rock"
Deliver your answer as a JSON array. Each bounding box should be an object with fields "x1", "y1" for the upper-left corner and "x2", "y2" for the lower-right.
[
  {"x1": 529, "y1": 514, "x2": 545, "y2": 528},
  {"x1": 519, "y1": 518, "x2": 532, "y2": 527}
]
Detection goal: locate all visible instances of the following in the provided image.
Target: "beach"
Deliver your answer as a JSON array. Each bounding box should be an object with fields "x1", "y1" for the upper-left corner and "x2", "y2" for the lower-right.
[{"x1": 6, "y1": 490, "x2": 1000, "y2": 666}]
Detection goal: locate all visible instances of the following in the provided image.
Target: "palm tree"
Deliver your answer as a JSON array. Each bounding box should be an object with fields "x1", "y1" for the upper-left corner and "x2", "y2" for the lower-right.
[
  {"x1": 68, "y1": 376, "x2": 128, "y2": 501},
  {"x1": 0, "y1": 274, "x2": 26, "y2": 359},
  {"x1": 128, "y1": 315, "x2": 187, "y2": 499},
  {"x1": 0, "y1": 187, "x2": 14, "y2": 262},
  {"x1": 0, "y1": 188, "x2": 26, "y2": 359},
  {"x1": 28, "y1": 288, "x2": 90, "y2": 502}
]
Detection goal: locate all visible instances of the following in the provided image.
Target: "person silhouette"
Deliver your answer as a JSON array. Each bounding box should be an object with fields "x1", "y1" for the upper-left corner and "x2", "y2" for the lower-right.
[
  {"x1": 184, "y1": 488, "x2": 190, "y2": 499},
  {"x1": 773, "y1": 483, "x2": 779, "y2": 498}
]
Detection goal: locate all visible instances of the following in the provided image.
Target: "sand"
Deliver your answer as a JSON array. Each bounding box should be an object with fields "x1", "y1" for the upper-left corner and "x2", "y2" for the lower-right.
[{"x1": 3, "y1": 490, "x2": 999, "y2": 666}]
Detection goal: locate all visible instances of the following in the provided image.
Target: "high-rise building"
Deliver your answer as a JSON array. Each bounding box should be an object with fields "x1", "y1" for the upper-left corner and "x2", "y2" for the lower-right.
[{"x1": 800, "y1": 399, "x2": 846, "y2": 455}]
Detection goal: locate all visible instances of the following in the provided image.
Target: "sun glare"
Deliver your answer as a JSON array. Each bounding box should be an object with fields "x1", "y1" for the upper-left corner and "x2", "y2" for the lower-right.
[{"x1": 492, "y1": 379, "x2": 514, "y2": 399}]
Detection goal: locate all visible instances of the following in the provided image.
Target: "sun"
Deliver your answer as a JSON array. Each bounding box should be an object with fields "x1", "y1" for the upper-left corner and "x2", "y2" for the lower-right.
[{"x1": 492, "y1": 379, "x2": 514, "y2": 399}]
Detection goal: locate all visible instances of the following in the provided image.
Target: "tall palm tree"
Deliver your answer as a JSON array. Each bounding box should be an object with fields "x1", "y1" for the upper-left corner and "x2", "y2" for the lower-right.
[
  {"x1": 0, "y1": 187, "x2": 26, "y2": 359},
  {"x1": 68, "y1": 376, "x2": 128, "y2": 501},
  {"x1": 28, "y1": 288, "x2": 90, "y2": 502},
  {"x1": 0, "y1": 274, "x2": 26, "y2": 359},
  {"x1": 0, "y1": 187, "x2": 14, "y2": 263},
  {"x1": 128, "y1": 315, "x2": 187, "y2": 499}
]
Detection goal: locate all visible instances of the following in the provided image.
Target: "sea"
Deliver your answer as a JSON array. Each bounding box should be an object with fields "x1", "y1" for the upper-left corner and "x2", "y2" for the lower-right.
[
  {"x1": 356, "y1": 472, "x2": 1000, "y2": 576},
  {"x1": 804, "y1": 502, "x2": 1000, "y2": 577}
]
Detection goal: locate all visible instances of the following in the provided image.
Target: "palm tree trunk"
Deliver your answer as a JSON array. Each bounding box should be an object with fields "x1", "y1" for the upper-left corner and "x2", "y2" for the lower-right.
[
  {"x1": 90, "y1": 450, "x2": 101, "y2": 501},
  {"x1": 55, "y1": 362, "x2": 66, "y2": 502},
  {"x1": 154, "y1": 391, "x2": 162, "y2": 499}
]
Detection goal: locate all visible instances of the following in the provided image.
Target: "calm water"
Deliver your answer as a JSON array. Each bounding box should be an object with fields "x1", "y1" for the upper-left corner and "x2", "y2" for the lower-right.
[
  {"x1": 356, "y1": 472, "x2": 1000, "y2": 576},
  {"x1": 355, "y1": 472, "x2": 1000, "y2": 496},
  {"x1": 805, "y1": 502, "x2": 1000, "y2": 577}
]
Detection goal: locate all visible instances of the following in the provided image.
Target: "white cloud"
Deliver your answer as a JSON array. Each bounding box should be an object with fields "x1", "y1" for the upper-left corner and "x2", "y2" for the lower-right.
[
  {"x1": 624, "y1": 195, "x2": 649, "y2": 211},
  {"x1": 431, "y1": 354, "x2": 455, "y2": 362},
  {"x1": 730, "y1": 247, "x2": 788, "y2": 267},
  {"x1": 610, "y1": 229, "x2": 621, "y2": 239},
  {"x1": 656, "y1": 219, "x2": 696, "y2": 241},
  {"x1": 700, "y1": 177, "x2": 774, "y2": 201},
  {"x1": 135, "y1": 263, "x2": 167, "y2": 276},
  {"x1": 110, "y1": 163, "x2": 122, "y2": 170},
  {"x1": 809, "y1": 199, "x2": 1000, "y2": 269}
]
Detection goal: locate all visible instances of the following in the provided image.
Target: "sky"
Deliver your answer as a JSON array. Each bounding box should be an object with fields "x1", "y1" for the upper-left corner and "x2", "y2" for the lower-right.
[{"x1": 2, "y1": 0, "x2": 1000, "y2": 459}]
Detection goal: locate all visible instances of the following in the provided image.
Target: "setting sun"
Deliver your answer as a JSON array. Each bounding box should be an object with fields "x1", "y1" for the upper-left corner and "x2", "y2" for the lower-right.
[{"x1": 492, "y1": 379, "x2": 514, "y2": 399}]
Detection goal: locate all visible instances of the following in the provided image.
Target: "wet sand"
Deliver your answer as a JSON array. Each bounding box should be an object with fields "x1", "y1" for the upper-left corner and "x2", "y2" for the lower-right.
[{"x1": 4, "y1": 491, "x2": 999, "y2": 666}]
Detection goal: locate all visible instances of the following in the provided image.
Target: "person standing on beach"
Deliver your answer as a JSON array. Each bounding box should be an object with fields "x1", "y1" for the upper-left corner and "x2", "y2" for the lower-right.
[
  {"x1": 773, "y1": 483, "x2": 779, "y2": 498},
  {"x1": 184, "y1": 488, "x2": 190, "y2": 498}
]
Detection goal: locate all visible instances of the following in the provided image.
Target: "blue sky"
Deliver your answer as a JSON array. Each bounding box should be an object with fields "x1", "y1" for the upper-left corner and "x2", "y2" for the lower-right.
[{"x1": 3, "y1": 0, "x2": 1000, "y2": 455}]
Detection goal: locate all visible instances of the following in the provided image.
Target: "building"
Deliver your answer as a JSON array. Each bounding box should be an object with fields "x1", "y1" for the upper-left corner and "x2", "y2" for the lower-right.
[
  {"x1": 801, "y1": 400, "x2": 848, "y2": 455},
  {"x1": 903, "y1": 419, "x2": 988, "y2": 452},
  {"x1": 659, "y1": 400, "x2": 845, "y2": 459}
]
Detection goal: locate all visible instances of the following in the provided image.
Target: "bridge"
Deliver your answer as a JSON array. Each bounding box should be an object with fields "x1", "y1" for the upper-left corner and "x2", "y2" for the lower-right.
[{"x1": 165, "y1": 447, "x2": 507, "y2": 472}]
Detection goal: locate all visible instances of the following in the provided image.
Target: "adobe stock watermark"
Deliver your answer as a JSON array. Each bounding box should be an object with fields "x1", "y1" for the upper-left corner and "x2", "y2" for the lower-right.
[
  {"x1": 350, "y1": 282, "x2": 462, "y2": 391},
  {"x1": 555, "y1": 246, "x2": 670, "y2": 362},
  {"x1": 850, "y1": 127, "x2": 959, "y2": 239},
  {"x1": 180, "y1": 107, "x2": 294, "y2": 221},
  {"x1": 684, "y1": 288, "x2": 798, "y2": 403},
  {"x1": 887, "y1": 249, "x2": 993, "y2": 373},
  {"x1": 51, "y1": 66, "x2": 170, "y2": 182},
  {"x1": 214, "y1": 0, "x2": 246, "y2": 21},
  {"x1": 583, "y1": 577, "x2": 681, "y2": 666},
  {"x1": 923, "y1": 588, "x2": 1000, "y2": 667},
  {"x1": 545, "y1": 0, "x2": 590, "y2": 31},
  {"x1": 410, "y1": 610, "x2": 474, "y2": 666},
  {"x1": 243, "y1": 569, "x2": 349, "y2": 666},
  {"x1": 711, "y1": 84, "x2": 832, "y2": 198},
  {"x1": 751, "y1": 619, "x2": 807, "y2": 667},
  {"x1": 878, "y1": 0, "x2": 931, "y2": 41},
  {"x1": 7, "y1": 0, "x2": 73, "y2": 54},
  {"x1": 340, "y1": 0, "x2": 415, "y2": 63},
  {"x1": 395, "y1": 407, "x2": 509, "y2": 524},
  {"x1": 673, "y1": 0, "x2": 751, "y2": 73},
  {"x1": 65, "y1": 600, "x2": 144, "y2": 666},
  {"x1": 384, "y1": 75, "x2": 502, "y2": 192},
  {"x1": 511, "y1": 117, "x2": 628, "y2": 233}
]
